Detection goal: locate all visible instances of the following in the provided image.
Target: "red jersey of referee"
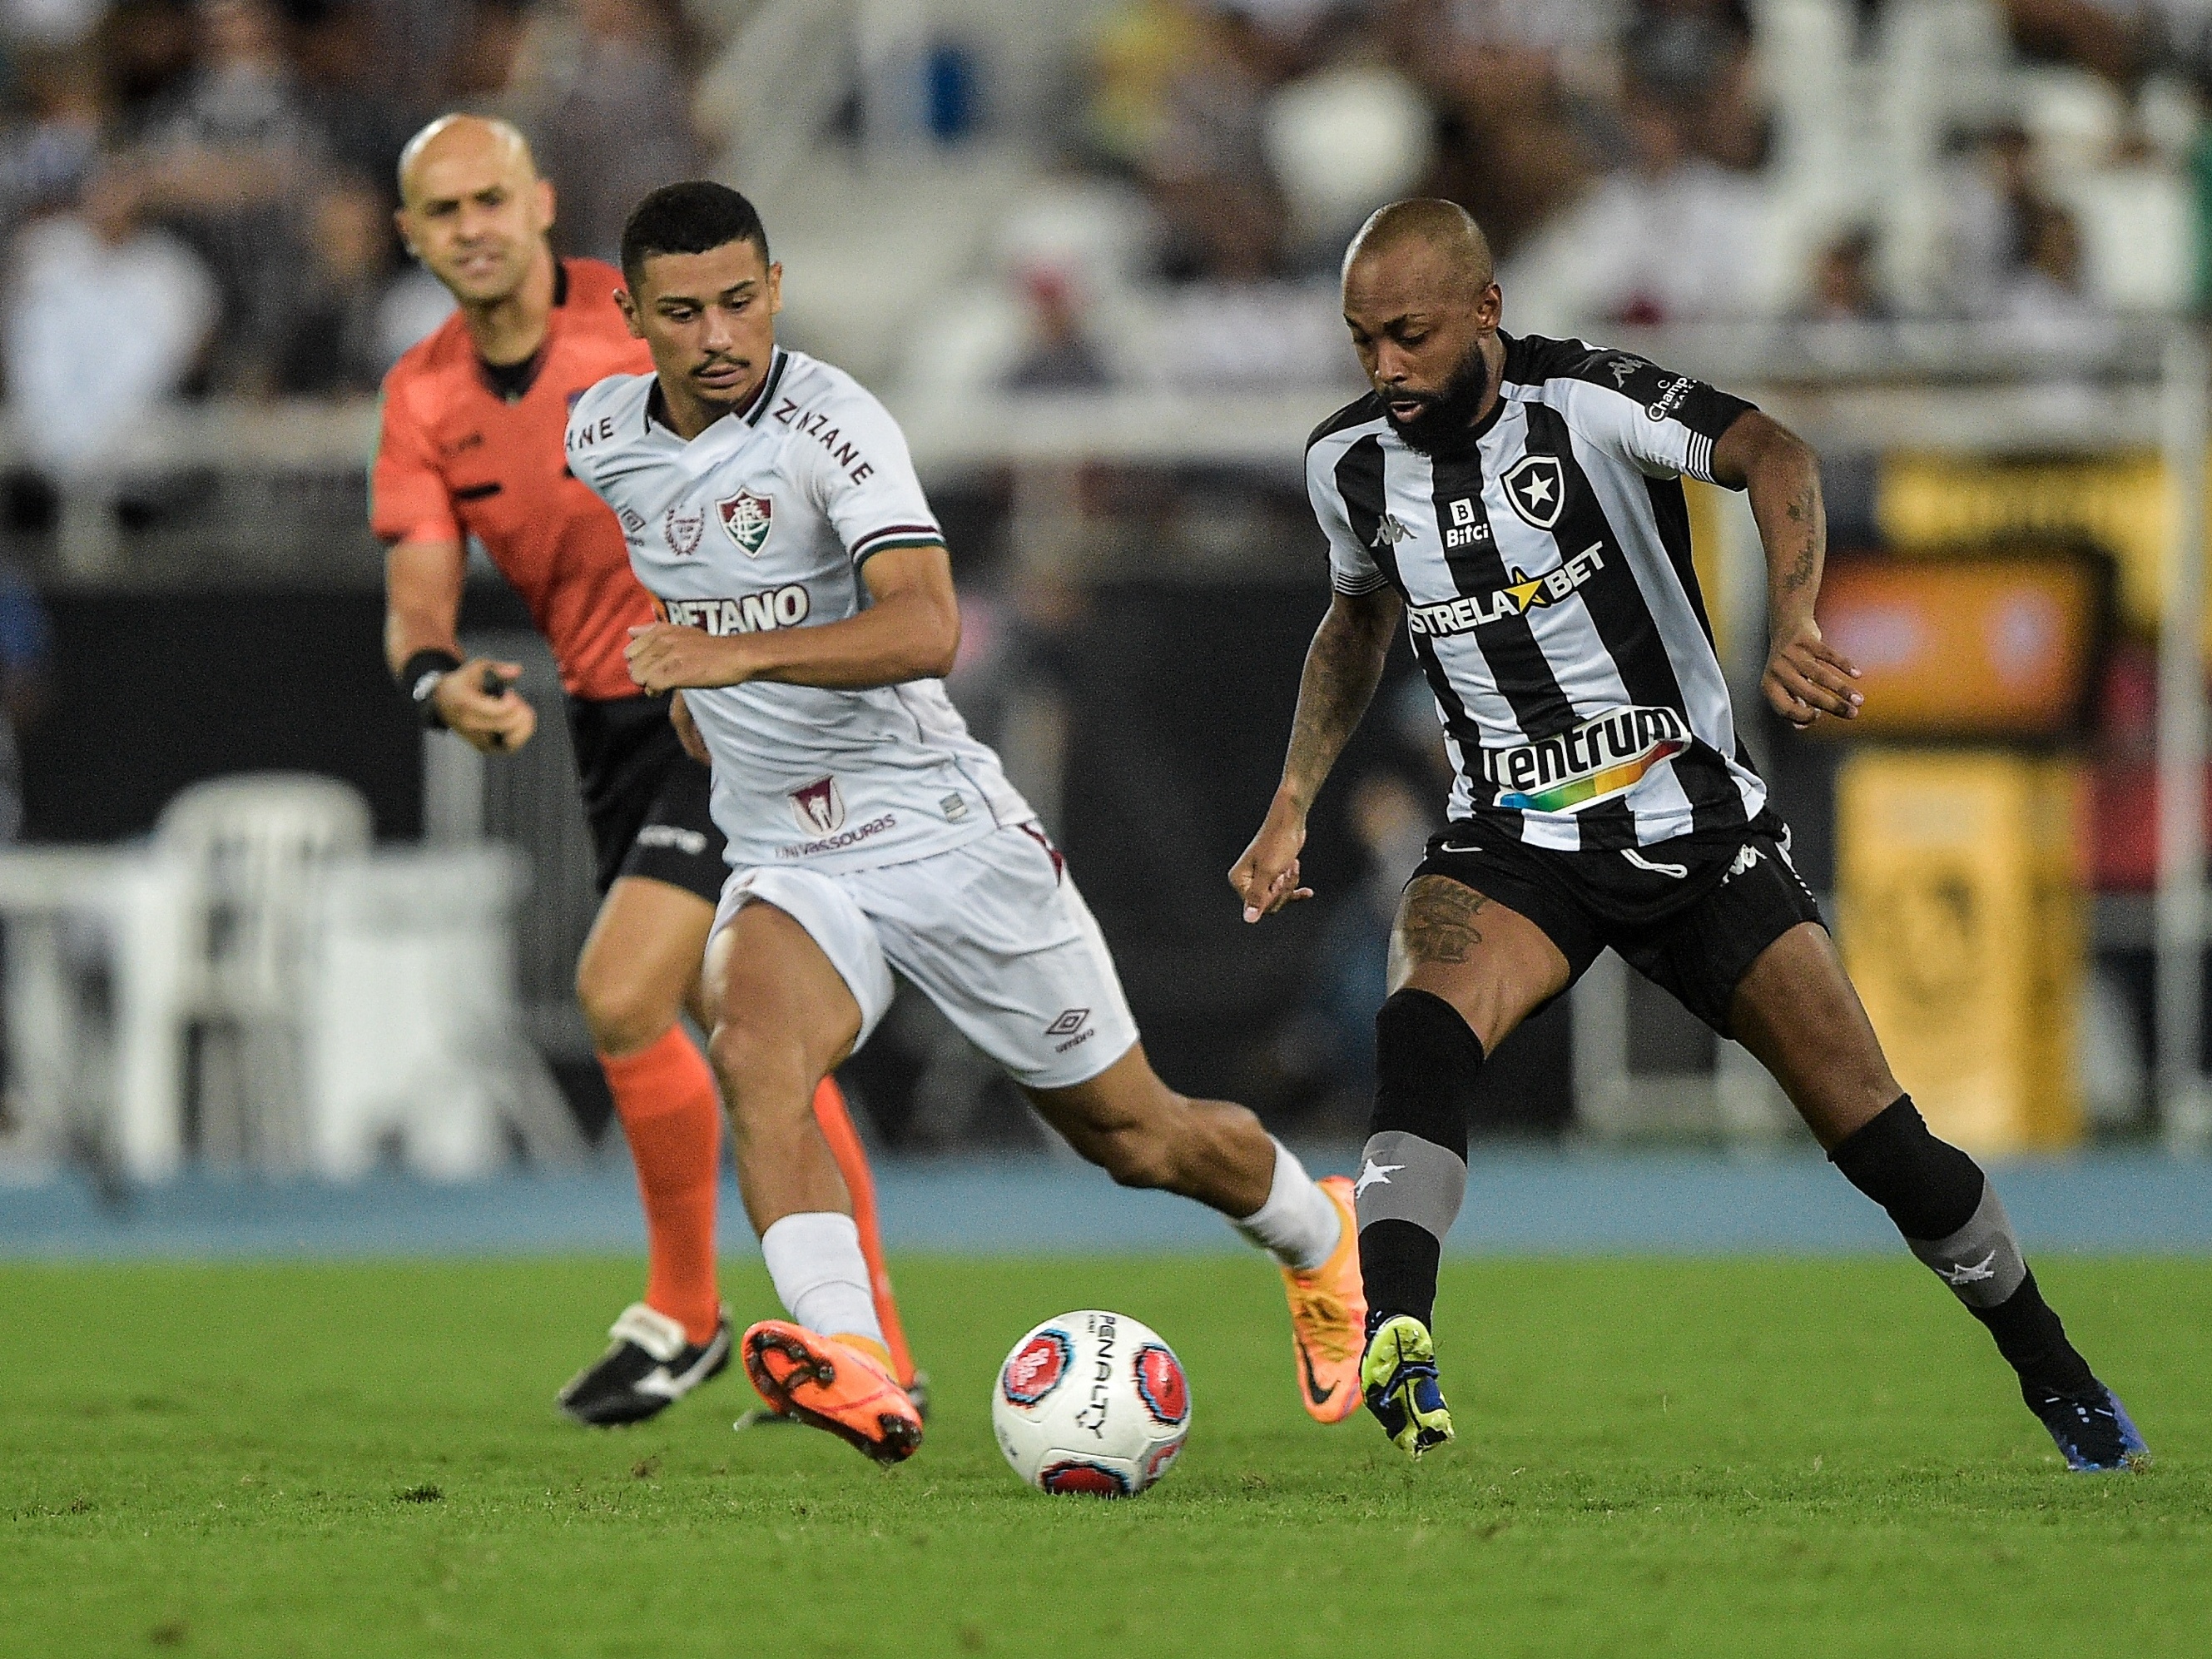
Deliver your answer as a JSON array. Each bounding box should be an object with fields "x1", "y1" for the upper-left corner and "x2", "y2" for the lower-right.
[{"x1": 371, "y1": 257, "x2": 652, "y2": 701}]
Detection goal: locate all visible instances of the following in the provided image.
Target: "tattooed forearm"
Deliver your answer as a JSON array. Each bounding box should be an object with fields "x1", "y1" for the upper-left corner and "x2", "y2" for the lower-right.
[
  {"x1": 1749, "y1": 440, "x2": 1825, "y2": 620},
  {"x1": 1281, "y1": 589, "x2": 1401, "y2": 808},
  {"x1": 1397, "y1": 877, "x2": 1490, "y2": 966}
]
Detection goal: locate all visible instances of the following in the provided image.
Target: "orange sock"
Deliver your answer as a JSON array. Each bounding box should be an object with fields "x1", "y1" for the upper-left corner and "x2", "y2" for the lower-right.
[
  {"x1": 600, "y1": 1026, "x2": 722, "y2": 1346},
  {"x1": 811, "y1": 1076, "x2": 917, "y2": 1387}
]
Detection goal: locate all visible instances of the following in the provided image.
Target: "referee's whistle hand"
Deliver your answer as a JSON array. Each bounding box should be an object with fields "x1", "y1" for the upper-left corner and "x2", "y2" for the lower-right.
[
  {"x1": 1762, "y1": 620, "x2": 1862, "y2": 730},
  {"x1": 437, "y1": 658, "x2": 537, "y2": 754}
]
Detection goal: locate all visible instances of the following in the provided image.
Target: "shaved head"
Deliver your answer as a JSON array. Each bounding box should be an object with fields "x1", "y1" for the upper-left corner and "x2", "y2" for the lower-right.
[
  {"x1": 1342, "y1": 198, "x2": 1495, "y2": 296},
  {"x1": 1337, "y1": 199, "x2": 1503, "y2": 454},
  {"x1": 397, "y1": 114, "x2": 538, "y2": 206},
  {"x1": 394, "y1": 112, "x2": 558, "y2": 320}
]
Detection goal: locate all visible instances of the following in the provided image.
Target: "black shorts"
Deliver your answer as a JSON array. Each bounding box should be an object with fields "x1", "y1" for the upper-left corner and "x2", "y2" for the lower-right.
[
  {"x1": 567, "y1": 695, "x2": 727, "y2": 904},
  {"x1": 1410, "y1": 812, "x2": 1823, "y2": 1037}
]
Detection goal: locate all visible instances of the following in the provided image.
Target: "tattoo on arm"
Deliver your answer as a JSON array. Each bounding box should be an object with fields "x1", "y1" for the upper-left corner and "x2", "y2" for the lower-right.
[
  {"x1": 1282, "y1": 592, "x2": 1398, "y2": 806},
  {"x1": 1779, "y1": 482, "x2": 1818, "y2": 594},
  {"x1": 1399, "y1": 877, "x2": 1489, "y2": 966}
]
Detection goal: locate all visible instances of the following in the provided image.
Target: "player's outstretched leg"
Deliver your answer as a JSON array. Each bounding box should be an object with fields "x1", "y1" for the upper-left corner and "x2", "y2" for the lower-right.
[
  {"x1": 1733, "y1": 924, "x2": 2146, "y2": 1473},
  {"x1": 710, "y1": 897, "x2": 923, "y2": 1463},
  {"x1": 1024, "y1": 1046, "x2": 1366, "y2": 1423}
]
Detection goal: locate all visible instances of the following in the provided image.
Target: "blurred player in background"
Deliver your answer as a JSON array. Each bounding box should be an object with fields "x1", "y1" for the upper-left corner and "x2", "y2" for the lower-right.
[
  {"x1": 372, "y1": 117, "x2": 915, "y2": 1425},
  {"x1": 1234, "y1": 199, "x2": 2144, "y2": 1473},
  {"x1": 568, "y1": 181, "x2": 1366, "y2": 1463}
]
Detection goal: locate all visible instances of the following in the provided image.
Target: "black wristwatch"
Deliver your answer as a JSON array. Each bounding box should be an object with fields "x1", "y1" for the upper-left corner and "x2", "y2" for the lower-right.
[{"x1": 401, "y1": 648, "x2": 462, "y2": 729}]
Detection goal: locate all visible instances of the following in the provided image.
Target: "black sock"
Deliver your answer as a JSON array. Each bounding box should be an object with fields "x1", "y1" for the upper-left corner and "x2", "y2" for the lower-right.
[
  {"x1": 1975, "y1": 1269, "x2": 2100, "y2": 1398},
  {"x1": 1831, "y1": 1095, "x2": 2098, "y2": 1398},
  {"x1": 1357, "y1": 987, "x2": 1484, "y2": 1330}
]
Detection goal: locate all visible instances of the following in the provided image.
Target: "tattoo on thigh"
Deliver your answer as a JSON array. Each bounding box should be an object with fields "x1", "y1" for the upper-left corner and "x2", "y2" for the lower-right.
[{"x1": 1400, "y1": 878, "x2": 1490, "y2": 966}]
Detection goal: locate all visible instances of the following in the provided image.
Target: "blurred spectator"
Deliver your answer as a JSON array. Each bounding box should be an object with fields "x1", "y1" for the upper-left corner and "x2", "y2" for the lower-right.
[
  {"x1": 1940, "y1": 120, "x2": 2115, "y2": 332},
  {"x1": 1004, "y1": 266, "x2": 1113, "y2": 390},
  {"x1": 518, "y1": 0, "x2": 705, "y2": 263},
  {"x1": 291, "y1": 0, "x2": 421, "y2": 188},
  {"x1": 1623, "y1": 0, "x2": 1768, "y2": 172},
  {"x1": 271, "y1": 173, "x2": 398, "y2": 395},
  {"x1": 0, "y1": 45, "x2": 104, "y2": 239},
  {"x1": 129, "y1": 0, "x2": 325, "y2": 393},
  {"x1": 1386, "y1": 0, "x2": 1600, "y2": 261},
  {"x1": 3, "y1": 163, "x2": 217, "y2": 481},
  {"x1": 1089, "y1": 0, "x2": 1297, "y2": 281},
  {"x1": 1803, "y1": 226, "x2": 1890, "y2": 322},
  {"x1": 0, "y1": 560, "x2": 49, "y2": 844},
  {"x1": 1515, "y1": 84, "x2": 1765, "y2": 324}
]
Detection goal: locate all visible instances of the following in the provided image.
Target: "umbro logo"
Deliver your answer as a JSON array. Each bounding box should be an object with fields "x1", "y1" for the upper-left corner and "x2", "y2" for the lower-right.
[
  {"x1": 1502, "y1": 454, "x2": 1565, "y2": 529},
  {"x1": 1045, "y1": 1008, "x2": 1090, "y2": 1037}
]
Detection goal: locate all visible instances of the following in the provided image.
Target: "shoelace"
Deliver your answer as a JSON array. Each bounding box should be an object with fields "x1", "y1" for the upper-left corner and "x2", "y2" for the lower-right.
[{"x1": 1288, "y1": 1288, "x2": 1357, "y2": 1361}]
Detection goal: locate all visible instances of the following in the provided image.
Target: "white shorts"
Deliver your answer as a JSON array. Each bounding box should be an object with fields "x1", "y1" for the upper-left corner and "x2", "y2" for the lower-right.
[{"x1": 711, "y1": 822, "x2": 1140, "y2": 1090}]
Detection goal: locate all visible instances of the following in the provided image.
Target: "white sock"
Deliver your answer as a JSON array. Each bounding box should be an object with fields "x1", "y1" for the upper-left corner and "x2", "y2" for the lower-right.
[
  {"x1": 1231, "y1": 1139, "x2": 1343, "y2": 1271},
  {"x1": 759, "y1": 1211, "x2": 884, "y2": 1345}
]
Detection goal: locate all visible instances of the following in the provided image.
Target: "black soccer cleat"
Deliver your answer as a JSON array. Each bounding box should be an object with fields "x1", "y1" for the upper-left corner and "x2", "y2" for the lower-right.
[
  {"x1": 2026, "y1": 1381, "x2": 2148, "y2": 1473},
  {"x1": 558, "y1": 1302, "x2": 731, "y2": 1427}
]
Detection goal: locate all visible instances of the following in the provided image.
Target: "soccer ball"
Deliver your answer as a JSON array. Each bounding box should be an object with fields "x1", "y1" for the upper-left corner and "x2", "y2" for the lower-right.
[{"x1": 991, "y1": 1310, "x2": 1191, "y2": 1497}]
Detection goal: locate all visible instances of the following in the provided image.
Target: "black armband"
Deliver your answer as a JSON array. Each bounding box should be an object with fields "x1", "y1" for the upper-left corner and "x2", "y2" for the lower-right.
[{"x1": 400, "y1": 648, "x2": 463, "y2": 728}]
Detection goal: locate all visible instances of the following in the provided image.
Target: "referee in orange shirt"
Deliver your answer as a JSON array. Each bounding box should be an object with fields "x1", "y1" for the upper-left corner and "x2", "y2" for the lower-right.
[{"x1": 373, "y1": 115, "x2": 915, "y2": 1423}]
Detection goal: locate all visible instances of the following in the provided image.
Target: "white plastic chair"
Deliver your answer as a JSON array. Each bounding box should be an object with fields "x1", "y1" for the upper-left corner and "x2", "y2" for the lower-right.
[{"x1": 155, "y1": 772, "x2": 371, "y2": 1170}]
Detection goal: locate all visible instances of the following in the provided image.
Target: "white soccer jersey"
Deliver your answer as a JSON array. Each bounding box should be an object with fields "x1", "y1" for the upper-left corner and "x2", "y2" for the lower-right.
[
  {"x1": 565, "y1": 346, "x2": 1031, "y2": 873},
  {"x1": 1306, "y1": 331, "x2": 1769, "y2": 852}
]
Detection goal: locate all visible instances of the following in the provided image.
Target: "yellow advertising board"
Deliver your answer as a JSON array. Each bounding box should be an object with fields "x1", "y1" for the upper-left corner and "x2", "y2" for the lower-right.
[
  {"x1": 1837, "y1": 750, "x2": 2085, "y2": 1155},
  {"x1": 1879, "y1": 451, "x2": 2173, "y2": 635}
]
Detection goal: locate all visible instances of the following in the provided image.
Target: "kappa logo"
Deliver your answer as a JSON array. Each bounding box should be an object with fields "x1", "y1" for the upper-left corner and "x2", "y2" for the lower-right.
[
  {"x1": 1371, "y1": 512, "x2": 1411, "y2": 550},
  {"x1": 662, "y1": 503, "x2": 705, "y2": 557},
  {"x1": 788, "y1": 776, "x2": 846, "y2": 836},
  {"x1": 1606, "y1": 355, "x2": 1641, "y2": 388},
  {"x1": 1133, "y1": 1344, "x2": 1190, "y2": 1427},
  {"x1": 1502, "y1": 454, "x2": 1565, "y2": 529},
  {"x1": 1723, "y1": 842, "x2": 1764, "y2": 882},
  {"x1": 1001, "y1": 1329, "x2": 1073, "y2": 1407},
  {"x1": 1045, "y1": 1008, "x2": 1090, "y2": 1037},
  {"x1": 718, "y1": 490, "x2": 773, "y2": 556}
]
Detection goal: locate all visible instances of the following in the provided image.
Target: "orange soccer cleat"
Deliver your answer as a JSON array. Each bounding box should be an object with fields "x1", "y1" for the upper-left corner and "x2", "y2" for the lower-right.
[
  {"x1": 1281, "y1": 1174, "x2": 1367, "y2": 1424},
  {"x1": 741, "y1": 1320, "x2": 924, "y2": 1464}
]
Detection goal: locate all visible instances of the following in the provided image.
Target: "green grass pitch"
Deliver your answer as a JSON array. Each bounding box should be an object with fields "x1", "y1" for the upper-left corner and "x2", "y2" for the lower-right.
[{"x1": 3, "y1": 1254, "x2": 2207, "y2": 1657}]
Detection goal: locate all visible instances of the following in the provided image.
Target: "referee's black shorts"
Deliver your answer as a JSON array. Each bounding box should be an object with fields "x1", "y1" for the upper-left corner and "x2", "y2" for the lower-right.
[
  {"x1": 566, "y1": 694, "x2": 727, "y2": 905},
  {"x1": 1410, "y1": 811, "x2": 1823, "y2": 1039}
]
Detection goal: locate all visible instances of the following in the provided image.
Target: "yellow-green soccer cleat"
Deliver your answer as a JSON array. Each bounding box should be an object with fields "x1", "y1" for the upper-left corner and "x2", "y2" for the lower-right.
[{"x1": 1360, "y1": 1314, "x2": 1454, "y2": 1458}]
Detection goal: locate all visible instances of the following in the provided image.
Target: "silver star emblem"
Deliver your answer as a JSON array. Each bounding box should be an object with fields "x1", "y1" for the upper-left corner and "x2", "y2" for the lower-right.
[
  {"x1": 1353, "y1": 1158, "x2": 1405, "y2": 1200},
  {"x1": 1518, "y1": 472, "x2": 1556, "y2": 509}
]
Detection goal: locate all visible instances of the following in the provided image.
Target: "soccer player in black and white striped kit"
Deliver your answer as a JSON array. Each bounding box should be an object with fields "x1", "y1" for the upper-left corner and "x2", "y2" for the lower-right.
[{"x1": 1232, "y1": 199, "x2": 2145, "y2": 1471}]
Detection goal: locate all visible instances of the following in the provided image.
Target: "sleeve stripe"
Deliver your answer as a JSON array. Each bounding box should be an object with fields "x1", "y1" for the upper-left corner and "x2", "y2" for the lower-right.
[
  {"x1": 1686, "y1": 431, "x2": 1714, "y2": 481},
  {"x1": 852, "y1": 535, "x2": 945, "y2": 567},
  {"x1": 1332, "y1": 570, "x2": 1391, "y2": 596},
  {"x1": 851, "y1": 522, "x2": 943, "y2": 556}
]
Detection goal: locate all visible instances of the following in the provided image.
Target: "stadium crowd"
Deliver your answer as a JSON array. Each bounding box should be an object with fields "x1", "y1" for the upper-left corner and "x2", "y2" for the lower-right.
[{"x1": 0, "y1": 0, "x2": 703, "y2": 477}]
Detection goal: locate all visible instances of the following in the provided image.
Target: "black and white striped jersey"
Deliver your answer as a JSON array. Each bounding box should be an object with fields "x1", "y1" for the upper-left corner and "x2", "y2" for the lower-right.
[{"x1": 1307, "y1": 330, "x2": 1766, "y2": 852}]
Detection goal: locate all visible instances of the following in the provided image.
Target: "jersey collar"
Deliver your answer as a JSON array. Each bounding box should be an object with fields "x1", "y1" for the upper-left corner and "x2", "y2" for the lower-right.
[{"x1": 643, "y1": 346, "x2": 787, "y2": 440}]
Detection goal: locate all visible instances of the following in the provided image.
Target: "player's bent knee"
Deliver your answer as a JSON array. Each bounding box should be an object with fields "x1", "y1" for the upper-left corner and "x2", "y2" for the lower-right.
[
  {"x1": 705, "y1": 1018, "x2": 813, "y2": 1110},
  {"x1": 1372, "y1": 987, "x2": 1485, "y2": 1156},
  {"x1": 574, "y1": 965, "x2": 679, "y2": 1058}
]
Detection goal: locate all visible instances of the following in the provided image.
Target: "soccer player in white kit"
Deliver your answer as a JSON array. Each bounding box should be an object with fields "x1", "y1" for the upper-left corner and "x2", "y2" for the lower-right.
[{"x1": 564, "y1": 181, "x2": 1366, "y2": 1463}]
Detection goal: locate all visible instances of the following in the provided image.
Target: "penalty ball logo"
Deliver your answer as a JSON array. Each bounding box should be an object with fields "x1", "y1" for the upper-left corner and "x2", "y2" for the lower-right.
[
  {"x1": 1133, "y1": 1344, "x2": 1188, "y2": 1426},
  {"x1": 719, "y1": 490, "x2": 773, "y2": 557},
  {"x1": 1002, "y1": 1329, "x2": 1073, "y2": 1407}
]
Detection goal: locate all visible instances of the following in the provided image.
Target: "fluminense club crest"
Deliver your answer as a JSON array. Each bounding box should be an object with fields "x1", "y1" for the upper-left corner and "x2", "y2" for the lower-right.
[{"x1": 719, "y1": 490, "x2": 773, "y2": 557}]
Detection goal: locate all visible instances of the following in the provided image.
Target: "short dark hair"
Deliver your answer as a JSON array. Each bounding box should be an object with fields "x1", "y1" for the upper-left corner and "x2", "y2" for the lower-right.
[{"x1": 619, "y1": 181, "x2": 771, "y2": 289}]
